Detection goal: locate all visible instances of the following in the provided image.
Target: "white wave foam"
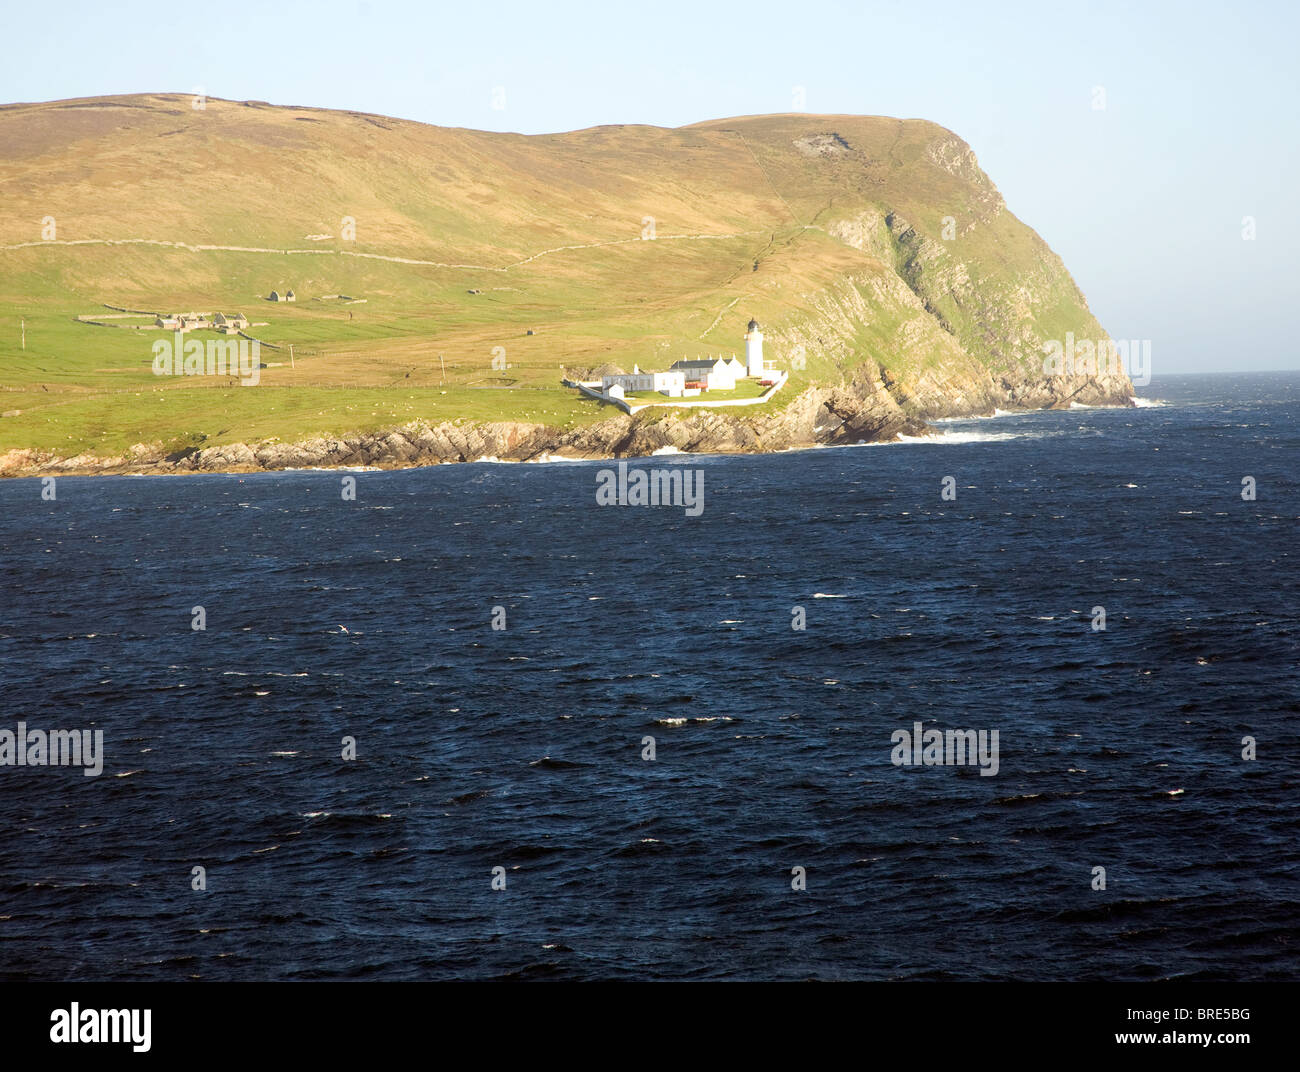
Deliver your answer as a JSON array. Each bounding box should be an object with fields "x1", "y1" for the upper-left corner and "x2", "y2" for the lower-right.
[
  {"x1": 934, "y1": 407, "x2": 1019, "y2": 422},
  {"x1": 885, "y1": 430, "x2": 1024, "y2": 445},
  {"x1": 1132, "y1": 397, "x2": 1168, "y2": 408}
]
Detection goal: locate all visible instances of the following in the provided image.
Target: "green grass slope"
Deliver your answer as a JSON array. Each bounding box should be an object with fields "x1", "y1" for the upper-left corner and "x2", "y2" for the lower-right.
[{"x1": 0, "y1": 95, "x2": 1129, "y2": 461}]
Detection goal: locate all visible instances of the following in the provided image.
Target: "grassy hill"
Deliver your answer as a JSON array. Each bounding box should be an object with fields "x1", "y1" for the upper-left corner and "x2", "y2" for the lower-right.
[{"x1": 0, "y1": 94, "x2": 1130, "y2": 468}]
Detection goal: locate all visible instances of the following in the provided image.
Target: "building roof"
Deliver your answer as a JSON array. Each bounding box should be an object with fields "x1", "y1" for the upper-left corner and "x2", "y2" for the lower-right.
[
  {"x1": 671, "y1": 358, "x2": 724, "y2": 369},
  {"x1": 747, "y1": 318, "x2": 760, "y2": 331}
]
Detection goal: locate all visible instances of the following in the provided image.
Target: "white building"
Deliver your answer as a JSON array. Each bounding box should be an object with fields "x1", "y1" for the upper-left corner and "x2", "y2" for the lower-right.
[
  {"x1": 670, "y1": 357, "x2": 735, "y2": 391},
  {"x1": 744, "y1": 318, "x2": 764, "y2": 378},
  {"x1": 602, "y1": 370, "x2": 686, "y2": 397}
]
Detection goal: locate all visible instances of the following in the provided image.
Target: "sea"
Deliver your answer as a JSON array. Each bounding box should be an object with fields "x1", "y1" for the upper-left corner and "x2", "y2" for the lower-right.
[{"x1": 1, "y1": 371, "x2": 1296, "y2": 981}]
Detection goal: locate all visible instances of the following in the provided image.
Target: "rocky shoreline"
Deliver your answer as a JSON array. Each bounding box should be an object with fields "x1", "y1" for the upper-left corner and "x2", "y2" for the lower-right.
[{"x1": 0, "y1": 373, "x2": 1133, "y2": 479}]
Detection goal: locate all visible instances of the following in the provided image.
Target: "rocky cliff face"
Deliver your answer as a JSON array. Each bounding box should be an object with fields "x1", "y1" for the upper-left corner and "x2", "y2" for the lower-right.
[
  {"x1": 0, "y1": 209, "x2": 1134, "y2": 477},
  {"x1": 0, "y1": 191, "x2": 1134, "y2": 477}
]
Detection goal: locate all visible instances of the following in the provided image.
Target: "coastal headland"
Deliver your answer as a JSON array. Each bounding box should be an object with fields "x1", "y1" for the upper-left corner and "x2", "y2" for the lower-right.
[{"x1": 0, "y1": 95, "x2": 1133, "y2": 477}]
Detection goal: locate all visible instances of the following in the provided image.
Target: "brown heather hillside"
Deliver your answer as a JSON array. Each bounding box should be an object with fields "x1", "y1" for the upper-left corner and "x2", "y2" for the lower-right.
[{"x1": 0, "y1": 94, "x2": 1131, "y2": 475}]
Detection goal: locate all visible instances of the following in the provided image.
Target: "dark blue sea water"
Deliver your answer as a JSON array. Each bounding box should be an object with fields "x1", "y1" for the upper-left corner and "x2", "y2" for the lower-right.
[{"x1": 1, "y1": 372, "x2": 1297, "y2": 981}]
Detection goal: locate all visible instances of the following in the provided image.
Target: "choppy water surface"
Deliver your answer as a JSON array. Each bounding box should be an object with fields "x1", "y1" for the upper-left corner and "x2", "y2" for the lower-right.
[{"x1": 1, "y1": 372, "x2": 1296, "y2": 980}]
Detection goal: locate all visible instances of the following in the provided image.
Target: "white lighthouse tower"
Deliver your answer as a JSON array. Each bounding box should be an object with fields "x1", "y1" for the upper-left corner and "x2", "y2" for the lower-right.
[{"x1": 744, "y1": 317, "x2": 764, "y2": 378}]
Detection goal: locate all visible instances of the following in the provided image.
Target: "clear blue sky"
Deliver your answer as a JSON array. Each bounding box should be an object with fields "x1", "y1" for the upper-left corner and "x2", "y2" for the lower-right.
[{"x1": 4, "y1": 0, "x2": 1296, "y2": 373}]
